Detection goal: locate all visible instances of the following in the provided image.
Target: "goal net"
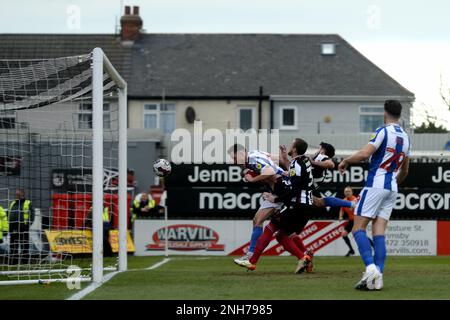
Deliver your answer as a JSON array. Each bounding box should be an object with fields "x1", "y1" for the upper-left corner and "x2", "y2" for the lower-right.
[{"x1": 0, "y1": 48, "x2": 128, "y2": 285}]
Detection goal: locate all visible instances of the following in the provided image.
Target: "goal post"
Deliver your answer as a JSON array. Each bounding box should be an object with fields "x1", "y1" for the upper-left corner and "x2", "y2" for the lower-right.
[
  {"x1": 92, "y1": 47, "x2": 128, "y2": 279},
  {"x1": 0, "y1": 47, "x2": 128, "y2": 285}
]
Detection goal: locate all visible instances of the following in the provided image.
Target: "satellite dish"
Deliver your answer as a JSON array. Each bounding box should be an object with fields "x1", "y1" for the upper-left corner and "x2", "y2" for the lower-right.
[{"x1": 185, "y1": 106, "x2": 196, "y2": 124}]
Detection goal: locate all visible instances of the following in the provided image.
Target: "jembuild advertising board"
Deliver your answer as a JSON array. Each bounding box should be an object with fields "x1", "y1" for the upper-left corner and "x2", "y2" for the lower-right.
[
  {"x1": 133, "y1": 220, "x2": 440, "y2": 256},
  {"x1": 165, "y1": 163, "x2": 450, "y2": 220}
]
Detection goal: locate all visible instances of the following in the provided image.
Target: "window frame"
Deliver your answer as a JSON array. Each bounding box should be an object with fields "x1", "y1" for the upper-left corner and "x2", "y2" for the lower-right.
[
  {"x1": 321, "y1": 42, "x2": 336, "y2": 56},
  {"x1": 142, "y1": 103, "x2": 176, "y2": 133},
  {"x1": 237, "y1": 106, "x2": 256, "y2": 131},
  {"x1": 359, "y1": 105, "x2": 384, "y2": 133},
  {"x1": 143, "y1": 104, "x2": 159, "y2": 129},
  {"x1": 279, "y1": 105, "x2": 298, "y2": 130},
  {"x1": 77, "y1": 102, "x2": 111, "y2": 130}
]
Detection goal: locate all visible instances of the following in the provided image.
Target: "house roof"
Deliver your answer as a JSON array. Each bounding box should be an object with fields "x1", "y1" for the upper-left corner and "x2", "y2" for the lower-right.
[
  {"x1": 0, "y1": 33, "x2": 414, "y2": 99},
  {"x1": 0, "y1": 34, "x2": 132, "y2": 82}
]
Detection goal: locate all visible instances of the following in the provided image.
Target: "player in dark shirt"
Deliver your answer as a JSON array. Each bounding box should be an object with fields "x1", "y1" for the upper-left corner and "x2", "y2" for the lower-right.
[
  {"x1": 234, "y1": 138, "x2": 315, "y2": 274},
  {"x1": 277, "y1": 141, "x2": 354, "y2": 271}
]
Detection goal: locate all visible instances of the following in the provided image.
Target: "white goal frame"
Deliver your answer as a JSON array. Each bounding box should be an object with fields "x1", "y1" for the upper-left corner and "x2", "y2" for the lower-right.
[
  {"x1": 92, "y1": 48, "x2": 128, "y2": 282},
  {"x1": 0, "y1": 48, "x2": 127, "y2": 285}
]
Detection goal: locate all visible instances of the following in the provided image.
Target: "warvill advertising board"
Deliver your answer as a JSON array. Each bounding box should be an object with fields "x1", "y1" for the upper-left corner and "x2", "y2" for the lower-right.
[{"x1": 134, "y1": 220, "x2": 441, "y2": 257}]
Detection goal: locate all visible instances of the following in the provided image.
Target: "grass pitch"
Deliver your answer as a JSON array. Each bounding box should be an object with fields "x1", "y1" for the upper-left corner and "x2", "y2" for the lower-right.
[{"x1": 1, "y1": 256, "x2": 449, "y2": 300}]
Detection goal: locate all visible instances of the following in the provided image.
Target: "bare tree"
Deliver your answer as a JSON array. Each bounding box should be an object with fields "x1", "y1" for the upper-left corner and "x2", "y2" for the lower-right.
[{"x1": 413, "y1": 104, "x2": 448, "y2": 133}]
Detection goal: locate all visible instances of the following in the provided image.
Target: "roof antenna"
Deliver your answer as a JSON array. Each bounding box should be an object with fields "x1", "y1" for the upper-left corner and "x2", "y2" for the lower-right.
[{"x1": 115, "y1": 0, "x2": 124, "y2": 34}]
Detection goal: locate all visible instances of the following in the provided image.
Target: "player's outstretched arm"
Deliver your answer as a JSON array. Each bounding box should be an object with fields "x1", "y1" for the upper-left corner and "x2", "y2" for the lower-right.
[
  {"x1": 396, "y1": 156, "x2": 410, "y2": 185},
  {"x1": 244, "y1": 166, "x2": 276, "y2": 183},
  {"x1": 311, "y1": 158, "x2": 335, "y2": 170},
  {"x1": 338, "y1": 144, "x2": 376, "y2": 174}
]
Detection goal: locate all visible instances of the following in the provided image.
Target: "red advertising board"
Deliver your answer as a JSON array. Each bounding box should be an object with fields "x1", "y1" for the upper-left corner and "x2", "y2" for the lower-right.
[
  {"x1": 51, "y1": 193, "x2": 131, "y2": 229},
  {"x1": 437, "y1": 221, "x2": 450, "y2": 255}
]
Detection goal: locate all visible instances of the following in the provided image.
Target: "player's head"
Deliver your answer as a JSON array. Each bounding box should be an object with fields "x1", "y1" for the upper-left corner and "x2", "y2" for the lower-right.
[
  {"x1": 15, "y1": 188, "x2": 25, "y2": 199},
  {"x1": 319, "y1": 142, "x2": 335, "y2": 158},
  {"x1": 384, "y1": 100, "x2": 402, "y2": 122},
  {"x1": 227, "y1": 143, "x2": 247, "y2": 165},
  {"x1": 288, "y1": 138, "x2": 308, "y2": 157},
  {"x1": 344, "y1": 186, "x2": 353, "y2": 197}
]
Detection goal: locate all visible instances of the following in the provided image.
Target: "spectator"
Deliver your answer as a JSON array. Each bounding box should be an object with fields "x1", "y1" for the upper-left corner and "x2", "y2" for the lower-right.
[
  {"x1": 0, "y1": 204, "x2": 8, "y2": 257},
  {"x1": 338, "y1": 186, "x2": 357, "y2": 257},
  {"x1": 131, "y1": 192, "x2": 164, "y2": 221},
  {"x1": 84, "y1": 205, "x2": 113, "y2": 257},
  {"x1": 8, "y1": 189, "x2": 34, "y2": 264}
]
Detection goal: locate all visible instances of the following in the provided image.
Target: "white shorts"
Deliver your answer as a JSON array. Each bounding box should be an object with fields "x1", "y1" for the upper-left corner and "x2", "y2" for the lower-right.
[
  {"x1": 258, "y1": 200, "x2": 283, "y2": 211},
  {"x1": 355, "y1": 187, "x2": 397, "y2": 221}
]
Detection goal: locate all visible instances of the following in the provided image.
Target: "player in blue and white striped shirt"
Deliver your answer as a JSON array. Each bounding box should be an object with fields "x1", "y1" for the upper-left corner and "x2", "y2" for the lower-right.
[
  {"x1": 228, "y1": 144, "x2": 285, "y2": 262},
  {"x1": 338, "y1": 100, "x2": 411, "y2": 291}
]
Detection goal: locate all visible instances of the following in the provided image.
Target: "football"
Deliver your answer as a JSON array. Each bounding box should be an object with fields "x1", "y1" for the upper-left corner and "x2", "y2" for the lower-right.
[{"x1": 153, "y1": 158, "x2": 172, "y2": 177}]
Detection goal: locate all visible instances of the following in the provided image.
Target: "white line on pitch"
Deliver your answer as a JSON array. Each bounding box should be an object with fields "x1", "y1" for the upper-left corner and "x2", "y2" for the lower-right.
[
  {"x1": 66, "y1": 271, "x2": 119, "y2": 301},
  {"x1": 67, "y1": 258, "x2": 172, "y2": 300},
  {"x1": 146, "y1": 257, "x2": 171, "y2": 270}
]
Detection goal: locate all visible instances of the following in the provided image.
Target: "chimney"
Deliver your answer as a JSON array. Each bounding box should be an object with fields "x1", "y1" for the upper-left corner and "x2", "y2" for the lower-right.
[{"x1": 120, "y1": 5, "x2": 143, "y2": 42}]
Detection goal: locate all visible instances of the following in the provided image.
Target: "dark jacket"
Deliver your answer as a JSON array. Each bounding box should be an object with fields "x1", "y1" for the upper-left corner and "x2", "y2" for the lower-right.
[{"x1": 8, "y1": 199, "x2": 34, "y2": 231}]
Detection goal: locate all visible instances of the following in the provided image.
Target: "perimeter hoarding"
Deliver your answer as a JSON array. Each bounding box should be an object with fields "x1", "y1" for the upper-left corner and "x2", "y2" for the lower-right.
[
  {"x1": 133, "y1": 220, "x2": 439, "y2": 257},
  {"x1": 44, "y1": 229, "x2": 135, "y2": 253},
  {"x1": 165, "y1": 163, "x2": 450, "y2": 220}
]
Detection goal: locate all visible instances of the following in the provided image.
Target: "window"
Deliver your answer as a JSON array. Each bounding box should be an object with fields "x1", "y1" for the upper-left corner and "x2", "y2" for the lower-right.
[
  {"x1": 321, "y1": 43, "x2": 336, "y2": 55},
  {"x1": 280, "y1": 106, "x2": 297, "y2": 130},
  {"x1": 359, "y1": 106, "x2": 384, "y2": 133},
  {"x1": 77, "y1": 103, "x2": 111, "y2": 129},
  {"x1": 0, "y1": 111, "x2": 16, "y2": 129},
  {"x1": 143, "y1": 104, "x2": 158, "y2": 129},
  {"x1": 143, "y1": 103, "x2": 176, "y2": 133},
  {"x1": 237, "y1": 107, "x2": 256, "y2": 131}
]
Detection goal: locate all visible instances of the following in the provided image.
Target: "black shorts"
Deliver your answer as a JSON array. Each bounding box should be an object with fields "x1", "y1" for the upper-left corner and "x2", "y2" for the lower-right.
[
  {"x1": 271, "y1": 204, "x2": 311, "y2": 235},
  {"x1": 344, "y1": 220, "x2": 354, "y2": 233}
]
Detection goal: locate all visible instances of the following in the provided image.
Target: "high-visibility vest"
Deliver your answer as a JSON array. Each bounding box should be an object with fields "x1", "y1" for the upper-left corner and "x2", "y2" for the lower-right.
[
  {"x1": 133, "y1": 198, "x2": 156, "y2": 210},
  {"x1": 0, "y1": 206, "x2": 8, "y2": 239},
  {"x1": 130, "y1": 198, "x2": 155, "y2": 222},
  {"x1": 102, "y1": 207, "x2": 110, "y2": 223},
  {"x1": 131, "y1": 200, "x2": 139, "y2": 222},
  {"x1": 9, "y1": 200, "x2": 31, "y2": 225},
  {"x1": 88, "y1": 207, "x2": 110, "y2": 223}
]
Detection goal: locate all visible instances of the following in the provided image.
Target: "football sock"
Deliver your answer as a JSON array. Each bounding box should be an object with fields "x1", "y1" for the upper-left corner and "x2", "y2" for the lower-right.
[
  {"x1": 369, "y1": 237, "x2": 374, "y2": 248},
  {"x1": 323, "y1": 197, "x2": 352, "y2": 208},
  {"x1": 292, "y1": 235, "x2": 307, "y2": 252},
  {"x1": 373, "y1": 235, "x2": 386, "y2": 273},
  {"x1": 343, "y1": 236, "x2": 354, "y2": 252},
  {"x1": 276, "y1": 233, "x2": 304, "y2": 259},
  {"x1": 249, "y1": 223, "x2": 277, "y2": 264},
  {"x1": 248, "y1": 225, "x2": 263, "y2": 253},
  {"x1": 353, "y1": 230, "x2": 374, "y2": 267}
]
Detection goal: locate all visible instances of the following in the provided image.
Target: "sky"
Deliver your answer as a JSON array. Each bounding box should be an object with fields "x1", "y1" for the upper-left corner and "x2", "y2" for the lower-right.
[{"x1": 1, "y1": 0, "x2": 449, "y2": 128}]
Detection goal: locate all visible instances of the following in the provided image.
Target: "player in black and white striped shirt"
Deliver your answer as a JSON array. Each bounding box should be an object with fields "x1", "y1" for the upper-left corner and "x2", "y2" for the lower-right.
[
  {"x1": 309, "y1": 142, "x2": 357, "y2": 209},
  {"x1": 235, "y1": 138, "x2": 316, "y2": 273}
]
